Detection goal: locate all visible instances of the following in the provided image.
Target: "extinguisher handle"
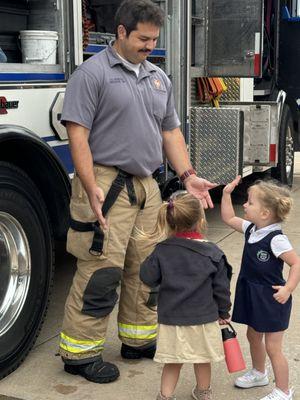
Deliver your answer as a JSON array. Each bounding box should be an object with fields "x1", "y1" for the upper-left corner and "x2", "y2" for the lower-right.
[{"x1": 226, "y1": 322, "x2": 237, "y2": 336}]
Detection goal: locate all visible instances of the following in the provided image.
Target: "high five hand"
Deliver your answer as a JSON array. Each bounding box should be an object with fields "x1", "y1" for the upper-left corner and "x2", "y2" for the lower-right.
[
  {"x1": 184, "y1": 175, "x2": 217, "y2": 209},
  {"x1": 223, "y1": 176, "x2": 242, "y2": 195}
]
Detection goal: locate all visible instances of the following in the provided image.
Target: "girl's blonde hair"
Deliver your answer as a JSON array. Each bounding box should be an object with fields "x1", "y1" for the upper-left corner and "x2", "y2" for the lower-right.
[
  {"x1": 251, "y1": 180, "x2": 293, "y2": 222},
  {"x1": 143, "y1": 192, "x2": 207, "y2": 241}
]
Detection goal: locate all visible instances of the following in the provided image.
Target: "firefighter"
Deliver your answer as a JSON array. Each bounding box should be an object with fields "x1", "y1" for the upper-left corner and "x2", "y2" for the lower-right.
[{"x1": 59, "y1": 0, "x2": 216, "y2": 384}]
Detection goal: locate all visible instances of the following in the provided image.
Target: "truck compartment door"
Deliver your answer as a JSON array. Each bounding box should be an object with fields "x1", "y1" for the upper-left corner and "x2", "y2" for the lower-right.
[
  {"x1": 192, "y1": 0, "x2": 263, "y2": 77},
  {"x1": 222, "y1": 102, "x2": 280, "y2": 166},
  {"x1": 189, "y1": 107, "x2": 243, "y2": 184},
  {"x1": 189, "y1": 102, "x2": 279, "y2": 185}
]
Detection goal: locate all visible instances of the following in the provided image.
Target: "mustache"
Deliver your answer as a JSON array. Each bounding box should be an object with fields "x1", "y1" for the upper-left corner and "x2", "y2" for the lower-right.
[{"x1": 139, "y1": 49, "x2": 152, "y2": 53}]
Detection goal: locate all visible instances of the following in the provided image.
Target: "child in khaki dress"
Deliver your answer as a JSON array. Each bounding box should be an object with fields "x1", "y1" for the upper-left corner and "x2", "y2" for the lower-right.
[{"x1": 140, "y1": 193, "x2": 232, "y2": 400}]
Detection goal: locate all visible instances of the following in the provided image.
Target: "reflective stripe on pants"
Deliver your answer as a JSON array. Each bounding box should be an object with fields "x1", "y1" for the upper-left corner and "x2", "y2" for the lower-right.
[
  {"x1": 118, "y1": 322, "x2": 157, "y2": 340},
  {"x1": 60, "y1": 332, "x2": 105, "y2": 354},
  {"x1": 59, "y1": 165, "x2": 161, "y2": 361}
]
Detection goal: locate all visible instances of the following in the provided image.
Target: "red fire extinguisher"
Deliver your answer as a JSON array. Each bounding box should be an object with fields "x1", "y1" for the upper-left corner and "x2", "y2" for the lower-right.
[{"x1": 222, "y1": 323, "x2": 246, "y2": 373}]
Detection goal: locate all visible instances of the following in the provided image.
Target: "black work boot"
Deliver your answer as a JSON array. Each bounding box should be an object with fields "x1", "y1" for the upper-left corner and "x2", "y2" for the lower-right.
[
  {"x1": 121, "y1": 343, "x2": 156, "y2": 359},
  {"x1": 64, "y1": 356, "x2": 120, "y2": 383}
]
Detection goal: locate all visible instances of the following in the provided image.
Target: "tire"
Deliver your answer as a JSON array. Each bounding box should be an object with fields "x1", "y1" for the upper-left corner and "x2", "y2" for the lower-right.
[
  {"x1": 0, "y1": 162, "x2": 54, "y2": 379},
  {"x1": 271, "y1": 105, "x2": 295, "y2": 186}
]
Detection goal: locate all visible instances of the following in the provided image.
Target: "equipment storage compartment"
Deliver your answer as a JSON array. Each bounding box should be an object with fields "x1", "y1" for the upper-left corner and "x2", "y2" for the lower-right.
[
  {"x1": 0, "y1": 0, "x2": 29, "y2": 33},
  {"x1": 0, "y1": 0, "x2": 67, "y2": 82},
  {"x1": 191, "y1": 0, "x2": 264, "y2": 77},
  {"x1": 0, "y1": 0, "x2": 29, "y2": 63}
]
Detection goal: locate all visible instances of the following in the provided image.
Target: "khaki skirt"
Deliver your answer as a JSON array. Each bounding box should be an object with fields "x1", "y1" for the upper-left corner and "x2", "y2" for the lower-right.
[{"x1": 154, "y1": 321, "x2": 224, "y2": 364}]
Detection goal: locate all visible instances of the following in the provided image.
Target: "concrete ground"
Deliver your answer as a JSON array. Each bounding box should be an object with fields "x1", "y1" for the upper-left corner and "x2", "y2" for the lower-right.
[{"x1": 1, "y1": 154, "x2": 300, "y2": 400}]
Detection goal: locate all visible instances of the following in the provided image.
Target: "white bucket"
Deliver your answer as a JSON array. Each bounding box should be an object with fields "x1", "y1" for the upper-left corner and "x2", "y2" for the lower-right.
[{"x1": 20, "y1": 30, "x2": 58, "y2": 65}]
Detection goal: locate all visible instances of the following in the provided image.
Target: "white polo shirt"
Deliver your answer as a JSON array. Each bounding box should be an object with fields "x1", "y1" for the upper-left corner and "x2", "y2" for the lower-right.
[{"x1": 242, "y1": 221, "x2": 293, "y2": 258}]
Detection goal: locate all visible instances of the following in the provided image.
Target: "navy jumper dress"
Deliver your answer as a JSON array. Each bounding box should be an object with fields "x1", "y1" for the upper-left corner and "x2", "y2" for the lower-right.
[{"x1": 232, "y1": 224, "x2": 292, "y2": 332}]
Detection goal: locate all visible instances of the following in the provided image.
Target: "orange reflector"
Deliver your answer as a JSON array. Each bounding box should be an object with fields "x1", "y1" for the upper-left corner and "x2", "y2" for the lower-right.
[
  {"x1": 270, "y1": 144, "x2": 276, "y2": 162},
  {"x1": 254, "y1": 54, "x2": 261, "y2": 77}
]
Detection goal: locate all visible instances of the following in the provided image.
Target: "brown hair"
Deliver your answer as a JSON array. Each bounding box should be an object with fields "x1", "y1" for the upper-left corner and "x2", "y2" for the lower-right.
[
  {"x1": 141, "y1": 192, "x2": 207, "y2": 241},
  {"x1": 115, "y1": 0, "x2": 164, "y2": 38},
  {"x1": 250, "y1": 180, "x2": 293, "y2": 222}
]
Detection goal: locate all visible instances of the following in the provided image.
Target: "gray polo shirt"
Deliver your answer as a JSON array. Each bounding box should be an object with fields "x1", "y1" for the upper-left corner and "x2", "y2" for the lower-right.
[{"x1": 61, "y1": 44, "x2": 180, "y2": 177}]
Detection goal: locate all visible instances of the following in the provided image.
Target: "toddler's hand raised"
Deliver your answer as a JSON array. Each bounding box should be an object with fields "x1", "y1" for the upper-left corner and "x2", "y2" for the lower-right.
[
  {"x1": 223, "y1": 176, "x2": 241, "y2": 194},
  {"x1": 272, "y1": 285, "x2": 291, "y2": 304}
]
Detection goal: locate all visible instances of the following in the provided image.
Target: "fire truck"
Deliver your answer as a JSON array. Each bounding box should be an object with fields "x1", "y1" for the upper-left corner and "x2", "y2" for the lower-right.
[{"x1": 0, "y1": 0, "x2": 299, "y2": 379}]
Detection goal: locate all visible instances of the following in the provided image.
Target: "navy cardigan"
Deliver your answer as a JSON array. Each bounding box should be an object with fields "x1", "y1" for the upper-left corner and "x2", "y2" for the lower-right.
[{"x1": 140, "y1": 237, "x2": 232, "y2": 325}]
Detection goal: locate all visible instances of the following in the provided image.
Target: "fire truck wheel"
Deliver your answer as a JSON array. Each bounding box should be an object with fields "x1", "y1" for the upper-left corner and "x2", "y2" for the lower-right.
[
  {"x1": 271, "y1": 105, "x2": 295, "y2": 187},
  {"x1": 0, "y1": 162, "x2": 54, "y2": 379}
]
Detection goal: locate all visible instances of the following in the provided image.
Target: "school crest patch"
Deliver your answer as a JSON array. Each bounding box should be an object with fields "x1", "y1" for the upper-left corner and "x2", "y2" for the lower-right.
[{"x1": 257, "y1": 250, "x2": 270, "y2": 262}]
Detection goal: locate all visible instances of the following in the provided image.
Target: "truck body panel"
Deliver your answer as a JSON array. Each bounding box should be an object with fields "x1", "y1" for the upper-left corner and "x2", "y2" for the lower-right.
[{"x1": 0, "y1": 0, "x2": 299, "y2": 378}]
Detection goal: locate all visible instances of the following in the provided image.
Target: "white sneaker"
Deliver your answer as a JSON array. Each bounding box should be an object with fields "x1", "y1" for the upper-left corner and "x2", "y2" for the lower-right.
[
  {"x1": 259, "y1": 387, "x2": 294, "y2": 400},
  {"x1": 234, "y1": 368, "x2": 269, "y2": 388}
]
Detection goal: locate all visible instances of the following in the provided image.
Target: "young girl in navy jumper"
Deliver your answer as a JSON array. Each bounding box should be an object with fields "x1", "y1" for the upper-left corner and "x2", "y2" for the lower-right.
[
  {"x1": 221, "y1": 177, "x2": 300, "y2": 400},
  {"x1": 140, "y1": 192, "x2": 232, "y2": 400}
]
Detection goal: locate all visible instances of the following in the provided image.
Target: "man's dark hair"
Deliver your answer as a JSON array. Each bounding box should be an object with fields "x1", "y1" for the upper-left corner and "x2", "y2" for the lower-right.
[{"x1": 115, "y1": 0, "x2": 164, "y2": 38}]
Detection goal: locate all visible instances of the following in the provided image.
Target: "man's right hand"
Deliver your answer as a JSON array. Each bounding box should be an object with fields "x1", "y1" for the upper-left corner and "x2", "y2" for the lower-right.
[{"x1": 88, "y1": 186, "x2": 108, "y2": 229}]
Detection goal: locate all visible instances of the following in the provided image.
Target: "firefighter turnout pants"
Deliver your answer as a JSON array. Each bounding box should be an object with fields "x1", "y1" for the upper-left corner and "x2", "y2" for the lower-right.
[{"x1": 59, "y1": 165, "x2": 162, "y2": 362}]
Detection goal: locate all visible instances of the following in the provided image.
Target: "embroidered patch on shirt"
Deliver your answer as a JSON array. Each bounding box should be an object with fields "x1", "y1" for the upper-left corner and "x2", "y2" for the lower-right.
[
  {"x1": 257, "y1": 250, "x2": 270, "y2": 262},
  {"x1": 154, "y1": 78, "x2": 161, "y2": 88},
  {"x1": 152, "y1": 78, "x2": 166, "y2": 91},
  {"x1": 109, "y1": 77, "x2": 126, "y2": 84}
]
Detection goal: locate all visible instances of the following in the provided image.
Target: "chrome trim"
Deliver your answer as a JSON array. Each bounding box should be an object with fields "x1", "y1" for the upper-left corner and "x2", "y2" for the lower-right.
[
  {"x1": 285, "y1": 125, "x2": 294, "y2": 178},
  {"x1": 0, "y1": 212, "x2": 31, "y2": 336}
]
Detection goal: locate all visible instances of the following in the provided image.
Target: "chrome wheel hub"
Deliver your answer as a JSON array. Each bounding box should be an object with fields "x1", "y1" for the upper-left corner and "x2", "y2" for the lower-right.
[{"x1": 0, "y1": 212, "x2": 31, "y2": 335}]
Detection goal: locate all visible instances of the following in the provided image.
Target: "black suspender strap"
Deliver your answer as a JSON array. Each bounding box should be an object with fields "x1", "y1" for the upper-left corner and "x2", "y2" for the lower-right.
[
  {"x1": 101, "y1": 169, "x2": 136, "y2": 216},
  {"x1": 125, "y1": 176, "x2": 137, "y2": 206},
  {"x1": 70, "y1": 169, "x2": 137, "y2": 256},
  {"x1": 69, "y1": 219, "x2": 104, "y2": 256}
]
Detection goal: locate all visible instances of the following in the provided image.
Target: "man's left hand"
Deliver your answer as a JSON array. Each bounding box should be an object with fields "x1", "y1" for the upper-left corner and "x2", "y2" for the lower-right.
[{"x1": 184, "y1": 175, "x2": 217, "y2": 209}]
